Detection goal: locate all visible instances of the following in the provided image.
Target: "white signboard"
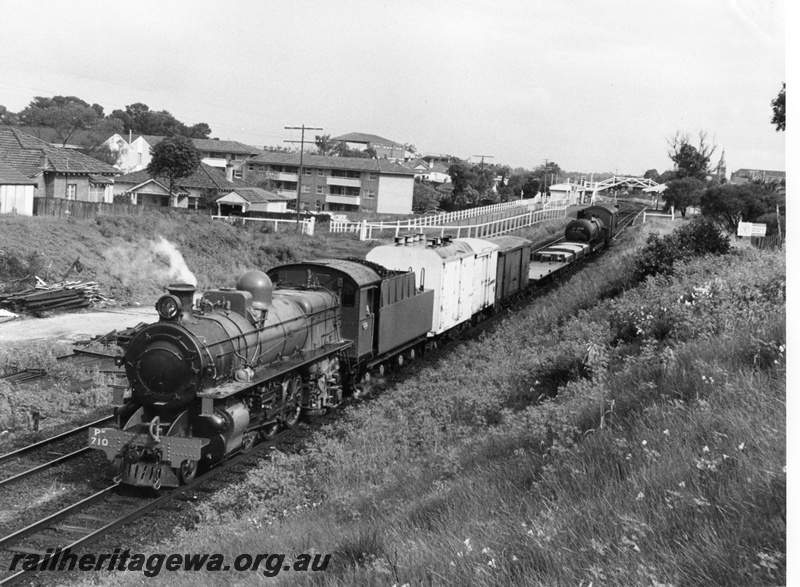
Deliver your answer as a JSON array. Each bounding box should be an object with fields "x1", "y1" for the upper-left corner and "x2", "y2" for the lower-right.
[{"x1": 737, "y1": 222, "x2": 767, "y2": 237}]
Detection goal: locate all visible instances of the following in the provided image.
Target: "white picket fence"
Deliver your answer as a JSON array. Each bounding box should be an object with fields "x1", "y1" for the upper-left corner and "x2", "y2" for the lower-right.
[
  {"x1": 211, "y1": 215, "x2": 315, "y2": 235},
  {"x1": 341, "y1": 203, "x2": 567, "y2": 241},
  {"x1": 330, "y1": 199, "x2": 568, "y2": 241}
]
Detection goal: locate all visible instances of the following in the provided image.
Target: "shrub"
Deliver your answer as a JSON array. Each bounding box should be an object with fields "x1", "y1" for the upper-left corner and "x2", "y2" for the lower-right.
[{"x1": 635, "y1": 218, "x2": 730, "y2": 280}]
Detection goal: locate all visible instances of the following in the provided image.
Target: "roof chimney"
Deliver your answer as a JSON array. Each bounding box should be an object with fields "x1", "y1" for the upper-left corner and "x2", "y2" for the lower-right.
[{"x1": 225, "y1": 159, "x2": 234, "y2": 182}]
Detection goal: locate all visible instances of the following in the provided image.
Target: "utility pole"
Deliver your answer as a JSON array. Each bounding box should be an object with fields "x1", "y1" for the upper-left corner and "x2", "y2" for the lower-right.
[
  {"x1": 542, "y1": 159, "x2": 549, "y2": 198},
  {"x1": 472, "y1": 154, "x2": 494, "y2": 200},
  {"x1": 285, "y1": 124, "x2": 322, "y2": 230}
]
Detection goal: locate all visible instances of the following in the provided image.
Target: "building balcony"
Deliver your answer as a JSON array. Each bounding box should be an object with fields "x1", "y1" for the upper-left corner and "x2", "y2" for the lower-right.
[
  {"x1": 266, "y1": 171, "x2": 299, "y2": 182},
  {"x1": 326, "y1": 194, "x2": 361, "y2": 206},
  {"x1": 277, "y1": 189, "x2": 298, "y2": 199},
  {"x1": 327, "y1": 176, "x2": 362, "y2": 188}
]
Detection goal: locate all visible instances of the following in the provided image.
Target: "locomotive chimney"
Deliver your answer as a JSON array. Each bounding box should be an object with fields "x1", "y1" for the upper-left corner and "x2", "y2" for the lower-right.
[{"x1": 167, "y1": 283, "x2": 196, "y2": 315}]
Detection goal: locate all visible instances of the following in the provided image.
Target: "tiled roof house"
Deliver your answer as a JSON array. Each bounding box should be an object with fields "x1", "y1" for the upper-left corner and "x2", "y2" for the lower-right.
[
  {"x1": 106, "y1": 133, "x2": 261, "y2": 174},
  {"x1": 0, "y1": 127, "x2": 118, "y2": 204},
  {"x1": 113, "y1": 162, "x2": 249, "y2": 209}
]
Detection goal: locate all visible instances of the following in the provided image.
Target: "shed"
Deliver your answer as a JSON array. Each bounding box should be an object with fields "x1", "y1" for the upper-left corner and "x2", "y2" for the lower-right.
[
  {"x1": 0, "y1": 160, "x2": 36, "y2": 215},
  {"x1": 215, "y1": 188, "x2": 293, "y2": 215}
]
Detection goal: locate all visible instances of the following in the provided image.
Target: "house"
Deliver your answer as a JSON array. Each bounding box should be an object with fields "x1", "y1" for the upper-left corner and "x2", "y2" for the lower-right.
[
  {"x1": 547, "y1": 180, "x2": 587, "y2": 205},
  {"x1": 241, "y1": 151, "x2": 415, "y2": 215},
  {"x1": 213, "y1": 187, "x2": 293, "y2": 216},
  {"x1": 105, "y1": 133, "x2": 261, "y2": 173},
  {"x1": 0, "y1": 128, "x2": 118, "y2": 203},
  {"x1": 113, "y1": 162, "x2": 245, "y2": 209},
  {"x1": 729, "y1": 168, "x2": 785, "y2": 186},
  {"x1": 0, "y1": 160, "x2": 37, "y2": 215},
  {"x1": 332, "y1": 132, "x2": 407, "y2": 161},
  {"x1": 404, "y1": 157, "x2": 451, "y2": 185}
]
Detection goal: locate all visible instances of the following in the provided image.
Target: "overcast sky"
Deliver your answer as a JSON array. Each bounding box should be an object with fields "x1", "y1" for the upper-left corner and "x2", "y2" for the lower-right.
[{"x1": 0, "y1": 0, "x2": 787, "y2": 176}]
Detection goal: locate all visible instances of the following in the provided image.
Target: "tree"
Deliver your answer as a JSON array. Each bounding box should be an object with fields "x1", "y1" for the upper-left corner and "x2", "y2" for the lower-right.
[
  {"x1": 667, "y1": 131, "x2": 716, "y2": 179},
  {"x1": 315, "y1": 134, "x2": 338, "y2": 155},
  {"x1": 662, "y1": 177, "x2": 704, "y2": 217},
  {"x1": 412, "y1": 182, "x2": 441, "y2": 213},
  {"x1": 643, "y1": 169, "x2": 660, "y2": 182},
  {"x1": 18, "y1": 96, "x2": 99, "y2": 145},
  {"x1": 699, "y1": 183, "x2": 780, "y2": 234},
  {"x1": 771, "y1": 82, "x2": 785, "y2": 131},
  {"x1": 507, "y1": 172, "x2": 541, "y2": 199},
  {"x1": 116, "y1": 102, "x2": 212, "y2": 138},
  {"x1": 0, "y1": 104, "x2": 20, "y2": 125},
  {"x1": 146, "y1": 136, "x2": 202, "y2": 199},
  {"x1": 657, "y1": 170, "x2": 678, "y2": 184}
]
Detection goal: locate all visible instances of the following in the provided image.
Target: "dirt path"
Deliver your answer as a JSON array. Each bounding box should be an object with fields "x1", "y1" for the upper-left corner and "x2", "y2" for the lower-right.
[{"x1": 0, "y1": 306, "x2": 157, "y2": 345}]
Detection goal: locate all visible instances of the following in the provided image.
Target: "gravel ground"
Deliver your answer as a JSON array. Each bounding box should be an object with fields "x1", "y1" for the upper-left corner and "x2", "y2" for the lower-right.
[{"x1": 0, "y1": 307, "x2": 157, "y2": 346}]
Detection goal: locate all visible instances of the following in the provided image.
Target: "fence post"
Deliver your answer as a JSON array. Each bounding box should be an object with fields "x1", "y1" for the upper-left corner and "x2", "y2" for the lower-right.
[{"x1": 360, "y1": 219, "x2": 368, "y2": 241}]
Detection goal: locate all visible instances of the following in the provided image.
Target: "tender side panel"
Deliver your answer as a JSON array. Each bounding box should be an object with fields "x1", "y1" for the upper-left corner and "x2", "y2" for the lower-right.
[{"x1": 377, "y1": 289, "x2": 435, "y2": 354}]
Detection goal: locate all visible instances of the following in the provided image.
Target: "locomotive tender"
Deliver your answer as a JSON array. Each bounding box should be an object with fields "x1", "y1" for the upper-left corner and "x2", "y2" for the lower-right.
[{"x1": 89, "y1": 205, "x2": 617, "y2": 489}]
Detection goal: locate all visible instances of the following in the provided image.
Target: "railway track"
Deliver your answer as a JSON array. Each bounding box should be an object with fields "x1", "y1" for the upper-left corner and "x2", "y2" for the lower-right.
[
  {"x1": 0, "y1": 412, "x2": 330, "y2": 586},
  {"x1": 0, "y1": 416, "x2": 115, "y2": 489}
]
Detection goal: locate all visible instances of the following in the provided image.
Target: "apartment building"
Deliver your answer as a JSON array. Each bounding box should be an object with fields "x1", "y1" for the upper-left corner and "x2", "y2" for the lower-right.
[{"x1": 242, "y1": 152, "x2": 414, "y2": 215}]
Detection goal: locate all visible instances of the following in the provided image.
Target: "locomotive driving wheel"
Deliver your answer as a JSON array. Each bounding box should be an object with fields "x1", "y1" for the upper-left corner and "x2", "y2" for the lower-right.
[{"x1": 283, "y1": 373, "x2": 303, "y2": 428}]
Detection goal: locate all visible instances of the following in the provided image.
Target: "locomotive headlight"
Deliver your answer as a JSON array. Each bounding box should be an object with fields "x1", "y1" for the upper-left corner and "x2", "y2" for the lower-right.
[{"x1": 156, "y1": 294, "x2": 182, "y2": 321}]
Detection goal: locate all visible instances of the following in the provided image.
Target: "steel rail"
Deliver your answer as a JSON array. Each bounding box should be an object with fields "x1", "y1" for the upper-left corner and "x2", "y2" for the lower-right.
[
  {"x1": 0, "y1": 415, "x2": 114, "y2": 466},
  {"x1": 0, "y1": 447, "x2": 93, "y2": 489},
  {"x1": 0, "y1": 416, "x2": 321, "y2": 586}
]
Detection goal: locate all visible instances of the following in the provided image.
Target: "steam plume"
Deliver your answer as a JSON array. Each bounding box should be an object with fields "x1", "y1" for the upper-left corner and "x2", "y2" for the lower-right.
[{"x1": 105, "y1": 236, "x2": 197, "y2": 287}]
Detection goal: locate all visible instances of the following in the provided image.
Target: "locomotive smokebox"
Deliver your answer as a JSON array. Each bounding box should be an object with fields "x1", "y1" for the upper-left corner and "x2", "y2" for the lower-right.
[{"x1": 167, "y1": 283, "x2": 197, "y2": 314}]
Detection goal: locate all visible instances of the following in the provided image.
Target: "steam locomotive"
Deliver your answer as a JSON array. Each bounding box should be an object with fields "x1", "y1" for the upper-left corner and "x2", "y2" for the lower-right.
[{"x1": 89, "y1": 204, "x2": 618, "y2": 488}]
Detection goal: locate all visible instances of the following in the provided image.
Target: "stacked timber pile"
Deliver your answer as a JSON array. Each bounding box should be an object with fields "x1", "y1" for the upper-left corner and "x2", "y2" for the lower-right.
[{"x1": 0, "y1": 277, "x2": 112, "y2": 314}]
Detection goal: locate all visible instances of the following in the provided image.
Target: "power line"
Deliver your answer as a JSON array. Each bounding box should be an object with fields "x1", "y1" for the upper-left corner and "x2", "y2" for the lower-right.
[{"x1": 284, "y1": 124, "x2": 322, "y2": 228}]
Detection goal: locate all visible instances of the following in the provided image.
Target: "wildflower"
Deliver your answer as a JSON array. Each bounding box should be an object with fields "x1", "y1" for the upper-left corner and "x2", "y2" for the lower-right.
[
  {"x1": 663, "y1": 429, "x2": 670, "y2": 436},
  {"x1": 487, "y1": 559, "x2": 497, "y2": 569},
  {"x1": 678, "y1": 481, "x2": 686, "y2": 488},
  {"x1": 464, "y1": 538, "x2": 473, "y2": 552},
  {"x1": 482, "y1": 548, "x2": 492, "y2": 555},
  {"x1": 512, "y1": 555, "x2": 518, "y2": 562},
  {"x1": 738, "y1": 442, "x2": 746, "y2": 451},
  {"x1": 636, "y1": 492, "x2": 644, "y2": 500},
  {"x1": 642, "y1": 440, "x2": 648, "y2": 446},
  {"x1": 703, "y1": 446, "x2": 710, "y2": 453}
]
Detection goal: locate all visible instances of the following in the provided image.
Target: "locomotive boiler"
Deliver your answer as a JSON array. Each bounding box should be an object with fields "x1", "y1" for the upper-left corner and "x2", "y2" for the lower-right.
[{"x1": 89, "y1": 270, "x2": 351, "y2": 488}]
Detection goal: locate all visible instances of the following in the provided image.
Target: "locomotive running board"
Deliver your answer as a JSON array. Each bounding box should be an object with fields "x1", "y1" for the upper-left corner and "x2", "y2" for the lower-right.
[{"x1": 196, "y1": 341, "x2": 353, "y2": 415}]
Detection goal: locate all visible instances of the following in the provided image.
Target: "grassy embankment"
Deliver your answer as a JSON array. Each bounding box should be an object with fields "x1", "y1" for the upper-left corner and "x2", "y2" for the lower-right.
[
  {"x1": 0, "y1": 211, "x2": 373, "y2": 305},
  {"x1": 73, "y1": 217, "x2": 785, "y2": 587}
]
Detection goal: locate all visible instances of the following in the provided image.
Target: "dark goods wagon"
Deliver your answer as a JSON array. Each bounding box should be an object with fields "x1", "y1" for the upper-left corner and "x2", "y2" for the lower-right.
[{"x1": 487, "y1": 235, "x2": 532, "y2": 305}]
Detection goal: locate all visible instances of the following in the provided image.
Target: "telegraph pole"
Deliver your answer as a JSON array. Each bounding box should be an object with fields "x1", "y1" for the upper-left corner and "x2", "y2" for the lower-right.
[
  {"x1": 542, "y1": 159, "x2": 549, "y2": 197},
  {"x1": 285, "y1": 124, "x2": 322, "y2": 230},
  {"x1": 472, "y1": 154, "x2": 494, "y2": 200}
]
